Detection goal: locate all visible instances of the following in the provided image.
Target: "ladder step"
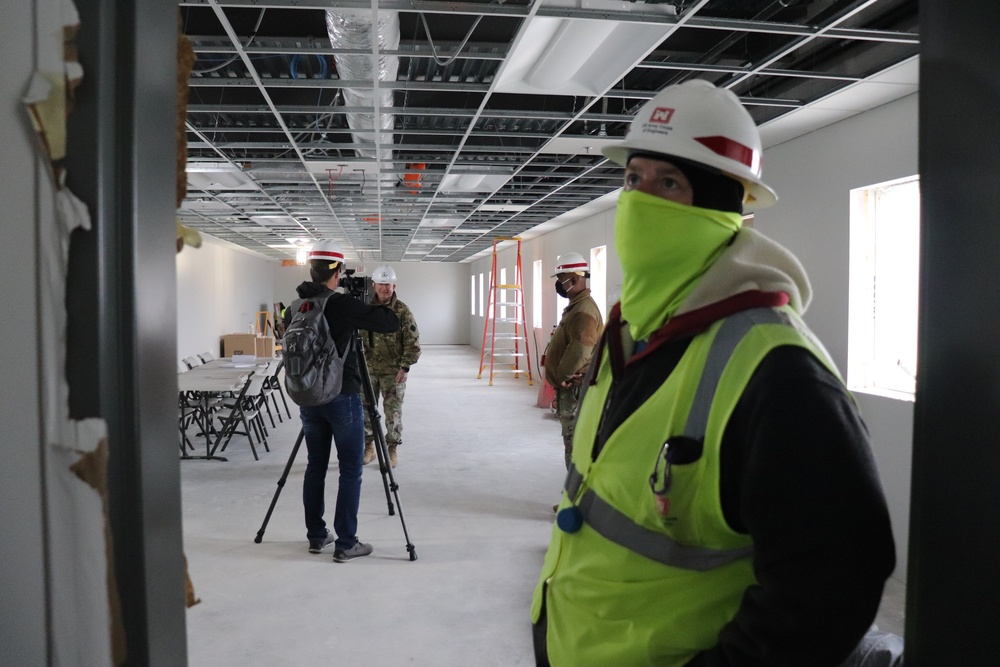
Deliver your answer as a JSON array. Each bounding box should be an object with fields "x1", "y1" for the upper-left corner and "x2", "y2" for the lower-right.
[{"x1": 495, "y1": 284, "x2": 521, "y2": 289}]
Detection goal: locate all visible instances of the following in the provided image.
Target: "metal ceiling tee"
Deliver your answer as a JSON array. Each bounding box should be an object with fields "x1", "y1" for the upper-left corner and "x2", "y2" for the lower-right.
[{"x1": 204, "y1": 0, "x2": 349, "y2": 247}]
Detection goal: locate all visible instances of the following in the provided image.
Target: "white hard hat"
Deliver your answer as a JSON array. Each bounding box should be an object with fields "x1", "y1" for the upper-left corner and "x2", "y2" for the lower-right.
[
  {"x1": 307, "y1": 239, "x2": 345, "y2": 266},
  {"x1": 602, "y1": 79, "x2": 777, "y2": 210},
  {"x1": 551, "y1": 252, "x2": 589, "y2": 277},
  {"x1": 372, "y1": 264, "x2": 397, "y2": 284}
]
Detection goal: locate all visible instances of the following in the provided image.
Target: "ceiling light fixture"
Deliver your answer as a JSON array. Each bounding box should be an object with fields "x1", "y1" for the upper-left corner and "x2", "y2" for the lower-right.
[
  {"x1": 439, "y1": 172, "x2": 513, "y2": 193},
  {"x1": 495, "y1": 0, "x2": 677, "y2": 96},
  {"x1": 479, "y1": 203, "x2": 530, "y2": 212}
]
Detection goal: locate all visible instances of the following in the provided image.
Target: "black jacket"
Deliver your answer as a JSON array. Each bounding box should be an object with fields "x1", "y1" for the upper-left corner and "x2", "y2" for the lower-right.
[{"x1": 288, "y1": 281, "x2": 399, "y2": 395}]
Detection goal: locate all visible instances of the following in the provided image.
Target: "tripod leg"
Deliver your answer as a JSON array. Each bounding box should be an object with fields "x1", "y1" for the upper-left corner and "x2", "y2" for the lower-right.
[
  {"x1": 357, "y1": 337, "x2": 417, "y2": 560},
  {"x1": 370, "y1": 415, "x2": 396, "y2": 516},
  {"x1": 380, "y1": 453, "x2": 418, "y2": 560},
  {"x1": 358, "y1": 347, "x2": 396, "y2": 515},
  {"x1": 254, "y1": 428, "x2": 304, "y2": 543}
]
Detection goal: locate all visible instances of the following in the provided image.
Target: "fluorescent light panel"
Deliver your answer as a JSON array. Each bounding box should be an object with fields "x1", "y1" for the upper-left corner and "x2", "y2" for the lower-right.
[
  {"x1": 251, "y1": 215, "x2": 298, "y2": 226},
  {"x1": 479, "y1": 203, "x2": 530, "y2": 212},
  {"x1": 495, "y1": 1, "x2": 677, "y2": 97},
  {"x1": 439, "y1": 173, "x2": 512, "y2": 193},
  {"x1": 419, "y1": 218, "x2": 463, "y2": 227}
]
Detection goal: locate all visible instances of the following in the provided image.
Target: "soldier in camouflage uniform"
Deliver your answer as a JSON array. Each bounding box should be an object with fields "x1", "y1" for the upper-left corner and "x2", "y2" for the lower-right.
[
  {"x1": 363, "y1": 265, "x2": 421, "y2": 468},
  {"x1": 545, "y1": 252, "x2": 603, "y2": 470}
]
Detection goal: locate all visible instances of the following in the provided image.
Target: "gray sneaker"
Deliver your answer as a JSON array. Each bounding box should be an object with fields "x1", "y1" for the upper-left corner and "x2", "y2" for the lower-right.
[
  {"x1": 332, "y1": 541, "x2": 373, "y2": 563},
  {"x1": 308, "y1": 532, "x2": 335, "y2": 554}
]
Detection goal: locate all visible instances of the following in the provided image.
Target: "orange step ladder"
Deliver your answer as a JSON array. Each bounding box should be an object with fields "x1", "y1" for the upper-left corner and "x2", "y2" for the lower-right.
[{"x1": 478, "y1": 237, "x2": 534, "y2": 386}]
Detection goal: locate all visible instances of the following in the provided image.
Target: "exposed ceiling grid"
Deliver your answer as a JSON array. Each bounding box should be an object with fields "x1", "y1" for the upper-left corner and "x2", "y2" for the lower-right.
[{"x1": 178, "y1": 0, "x2": 918, "y2": 264}]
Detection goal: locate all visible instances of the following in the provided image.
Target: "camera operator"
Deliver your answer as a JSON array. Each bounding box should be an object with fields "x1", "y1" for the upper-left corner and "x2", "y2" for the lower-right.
[{"x1": 285, "y1": 240, "x2": 399, "y2": 562}]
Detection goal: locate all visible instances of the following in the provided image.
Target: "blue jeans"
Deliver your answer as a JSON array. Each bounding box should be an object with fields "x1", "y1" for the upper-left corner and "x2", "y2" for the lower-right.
[{"x1": 300, "y1": 392, "x2": 364, "y2": 551}]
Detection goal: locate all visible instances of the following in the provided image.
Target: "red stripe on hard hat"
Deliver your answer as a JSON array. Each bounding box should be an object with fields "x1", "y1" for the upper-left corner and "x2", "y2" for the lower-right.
[
  {"x1": 559, "y1": 262, "x2": 588, "y2": 270},
  {"x1": 310, "y1": 250, "x2": 344, "y2": 260},
  {"x1": 694, "y1": 135, "x2": 757, "y2": 169}
]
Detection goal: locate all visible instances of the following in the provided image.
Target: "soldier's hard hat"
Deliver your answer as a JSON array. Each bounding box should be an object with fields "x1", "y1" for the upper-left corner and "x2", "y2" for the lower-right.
[
  {"x1": 551, "y1": 252, "x2": 589, "y2": 277},
  {"x1": 372, "y1": 265, "x2": 397, "y2": 284}
]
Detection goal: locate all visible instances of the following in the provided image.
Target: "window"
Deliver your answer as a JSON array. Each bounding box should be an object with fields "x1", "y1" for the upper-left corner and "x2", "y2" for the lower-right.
[
  {"x1": 471, "y1": 275, "x2": 476, "y2": 315},
  {"x1": 478, "y1": 272, "x2": 484, "y2": 317},
  {"x1": 533, "y1": 259, "x2": 542, "y2": 328},
  {"x1": 848, "y1": 176, "x2": 921, "y2": 400},
  {"x1": 590, "y1": 245, "x2": 607, "y2": 323},
  {"x1": 499, "y1": 267, "x2": 508, "y2": 320}
]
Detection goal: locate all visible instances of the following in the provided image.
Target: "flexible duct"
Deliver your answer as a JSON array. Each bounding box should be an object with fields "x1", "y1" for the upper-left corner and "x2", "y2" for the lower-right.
[{"x1": 326, "y1": 9, "x2": 399, "y2": 161}]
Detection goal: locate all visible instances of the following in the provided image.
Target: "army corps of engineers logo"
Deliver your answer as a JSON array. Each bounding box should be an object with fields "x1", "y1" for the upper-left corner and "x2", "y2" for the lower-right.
[
  {"x1": 641, "y1": 106, "x2": 675, "y2": 136},
  {"x1": 649, "y1": 106, "x2": 675, "y2": 124}
]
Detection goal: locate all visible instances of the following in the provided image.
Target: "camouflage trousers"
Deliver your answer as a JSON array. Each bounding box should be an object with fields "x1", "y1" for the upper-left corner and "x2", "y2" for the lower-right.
[
  {"x1": 555, "y1": 386, "x2": 580, "y2": 470},
  {"x1": 363, "y1": 373, "x2": 407, "y2": 448}
]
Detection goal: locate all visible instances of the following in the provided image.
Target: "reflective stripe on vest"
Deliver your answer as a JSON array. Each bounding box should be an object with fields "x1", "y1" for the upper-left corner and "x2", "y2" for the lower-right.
[{"x1": 563, "y1": 307, "x2": 785, "y2": 570}]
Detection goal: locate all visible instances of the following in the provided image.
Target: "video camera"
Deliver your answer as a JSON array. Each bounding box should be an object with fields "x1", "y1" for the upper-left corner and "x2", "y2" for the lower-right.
[{"x1": 339, "y1": 268, "x2": 371, "y2": 301}]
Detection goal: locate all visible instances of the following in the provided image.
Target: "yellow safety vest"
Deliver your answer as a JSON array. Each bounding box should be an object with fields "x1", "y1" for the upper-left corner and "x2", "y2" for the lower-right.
[{"x1": 532, "y1": 306, "x2": 838, "y2": 666}]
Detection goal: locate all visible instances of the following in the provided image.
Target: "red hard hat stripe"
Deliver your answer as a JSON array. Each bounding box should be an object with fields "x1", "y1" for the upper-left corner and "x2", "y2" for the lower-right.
[
  {"x1": 694, "y1": 135, "x2": 757, "y2": 170},
  {"x1": 558, "y1": 262, "x2": 588, "y2": 270},
  {"x1": 309, "y1": 250, "x2": 344, "y2": 261}
]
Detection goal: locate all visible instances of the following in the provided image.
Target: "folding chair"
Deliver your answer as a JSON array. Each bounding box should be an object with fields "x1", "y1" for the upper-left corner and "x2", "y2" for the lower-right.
[
  {"x1": 182, "y1": 355, "x2": 203, "y2": 369},
  {"x1": 214, "y1": 373, "x2": 270, "y2": 460}
]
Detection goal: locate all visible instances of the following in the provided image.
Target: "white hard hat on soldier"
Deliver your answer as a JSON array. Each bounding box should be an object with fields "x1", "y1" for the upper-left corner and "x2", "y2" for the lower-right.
[
  {"x1": 307, "y1": 239, "x2": 345, "y2": 264},
  {"x1": 602, "y1": 79, "x2": 777, "y2": 210},
  {"x1": 550, "y1": 252, "x2": 588, "y2": 277},
  {"x1": 372, "y1": 265, "x2": 397, "y2": 284}
]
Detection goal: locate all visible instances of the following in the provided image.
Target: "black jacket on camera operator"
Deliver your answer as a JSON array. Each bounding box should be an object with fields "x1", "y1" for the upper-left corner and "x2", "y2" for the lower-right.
[
  {"x1": 289, "y1": 271, "x2": 396, "y2": 396},
  {"x1": 285, "y1": 239, "x2": 399, "y2": 563}
]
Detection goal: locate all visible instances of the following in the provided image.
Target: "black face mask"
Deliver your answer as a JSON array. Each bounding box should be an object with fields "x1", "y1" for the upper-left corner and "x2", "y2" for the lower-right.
[{"x1": 555, "y1": 279, "x2": 570, "y2": 298}]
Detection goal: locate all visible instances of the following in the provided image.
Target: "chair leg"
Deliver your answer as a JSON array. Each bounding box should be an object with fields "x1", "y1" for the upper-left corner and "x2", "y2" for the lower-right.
[
  {"x1": 270, "y1": 393, "x2": 283, "y2": 423},
  {"x1": 250, "y1": 406, "x2": 269, "y2": 449},
  {"x1": 241, "y1": 412, "x2": 259, "y2": 461},
  {"x1": 275, "y1": 382, "x2": 291, "y2": 419},
  {"x1": 263, "y1": 396, "x2": 276, "y2": 429}
]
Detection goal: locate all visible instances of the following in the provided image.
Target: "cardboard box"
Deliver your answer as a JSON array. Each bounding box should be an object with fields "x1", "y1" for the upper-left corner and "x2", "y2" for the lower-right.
[
  {"x1": 221, "y1": 334, "x2": 276, "y2": 358},
  {"x1": 255, "y1": 336, "x2": 275, "y2": 358},
  {"x1": 221, "y1": 334, "x2": 258, "y2": 357}
]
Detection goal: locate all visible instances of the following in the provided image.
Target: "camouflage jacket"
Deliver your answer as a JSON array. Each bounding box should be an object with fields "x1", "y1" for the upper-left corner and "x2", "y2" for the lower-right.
[
  {"x1": 544, "y1": 288, "x2": 603, "y2": 388},
  {"x1": 364, "y1": 292, "x2": 421, "y2": 376}
]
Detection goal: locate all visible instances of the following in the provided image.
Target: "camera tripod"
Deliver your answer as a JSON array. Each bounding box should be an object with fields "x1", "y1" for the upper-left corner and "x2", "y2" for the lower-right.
[{"x1": 254, "y1": 336, "x2": 417, "y2": 561}]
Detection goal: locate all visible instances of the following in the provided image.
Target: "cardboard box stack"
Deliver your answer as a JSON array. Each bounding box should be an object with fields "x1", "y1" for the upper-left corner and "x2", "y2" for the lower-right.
[{"x1": 221, "y1": 334, "x2": 275, "y2": 358}]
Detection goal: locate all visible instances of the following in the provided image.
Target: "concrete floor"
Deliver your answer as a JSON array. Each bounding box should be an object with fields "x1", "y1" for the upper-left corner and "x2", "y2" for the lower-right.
[{"x1": 181, "y1": 345, "x2": 905, "y2": 666}]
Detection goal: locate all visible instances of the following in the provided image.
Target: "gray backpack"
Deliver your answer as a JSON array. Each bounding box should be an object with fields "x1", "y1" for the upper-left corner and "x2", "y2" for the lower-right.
[{"x1": 282, "y1": 291, "x2": 350, "y2": 407}]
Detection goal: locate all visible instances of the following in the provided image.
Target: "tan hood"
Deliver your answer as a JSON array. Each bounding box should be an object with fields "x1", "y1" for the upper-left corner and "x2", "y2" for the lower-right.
[{"x1": 676, "y1": 227, "x2": 812, "y2": 317}]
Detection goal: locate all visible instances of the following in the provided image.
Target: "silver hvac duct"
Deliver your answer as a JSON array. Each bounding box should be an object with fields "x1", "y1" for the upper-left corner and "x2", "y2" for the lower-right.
[{"x1": 326, "y1": 9, "x2": 399, "y2": 161}]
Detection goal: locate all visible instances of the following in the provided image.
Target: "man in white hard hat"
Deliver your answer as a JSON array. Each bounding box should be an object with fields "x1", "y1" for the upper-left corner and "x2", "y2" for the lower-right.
[
  {"x1": 532, "y1": 80, "x2": 899, "y2": 666},
  {"x1": 362, "y1": 264, "x2": 421, "y2": 468},
  {"x1": 286, "y1": 240, "x2": 399, "y2": 562},
  {"x1": 545, "y1": 253, "x2": 603, "y2": 471}
]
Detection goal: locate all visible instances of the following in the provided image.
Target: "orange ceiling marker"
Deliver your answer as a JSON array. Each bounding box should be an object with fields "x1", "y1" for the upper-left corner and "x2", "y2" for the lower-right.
[{"x1": 402, "y1": 162, "x2": 426, "y2": 195}]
